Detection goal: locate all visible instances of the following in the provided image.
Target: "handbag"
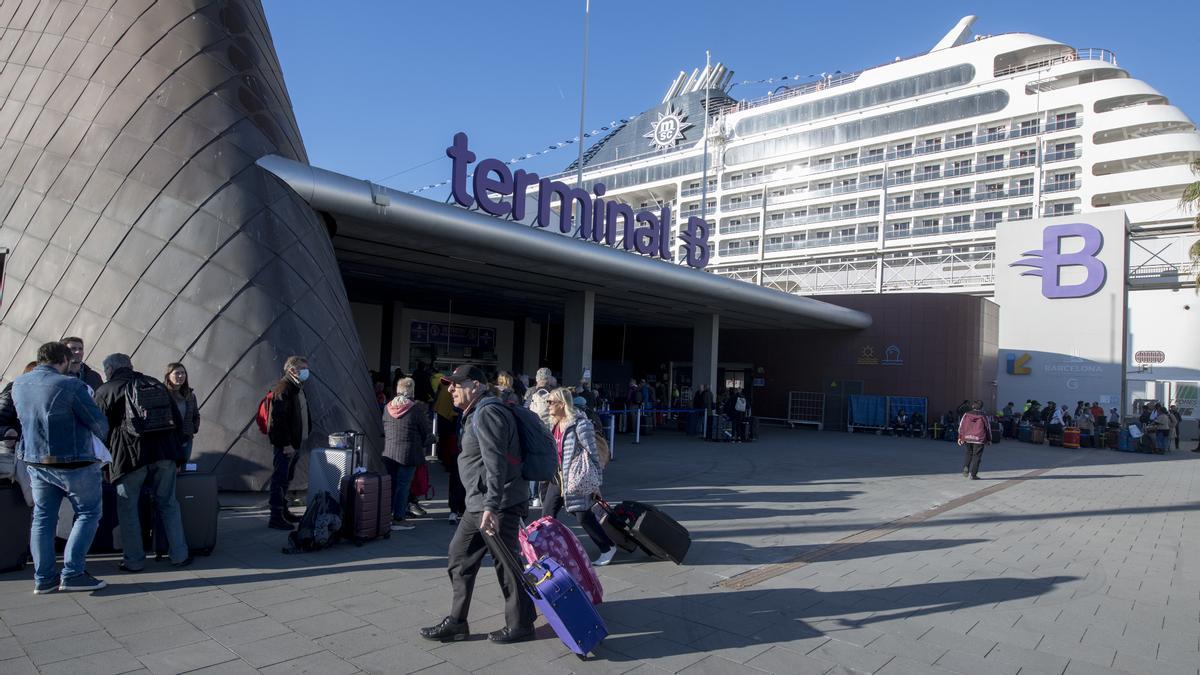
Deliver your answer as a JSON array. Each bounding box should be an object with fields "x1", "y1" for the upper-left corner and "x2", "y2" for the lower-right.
[{"x1": 564, "y1": 427, "x2": 601, "y2": 497}]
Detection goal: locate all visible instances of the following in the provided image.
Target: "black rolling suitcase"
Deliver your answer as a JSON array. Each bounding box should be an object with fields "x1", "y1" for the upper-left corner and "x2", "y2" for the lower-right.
[
  {"x1": 620, "y1": 500, "x2": 690, "y2": 564},
  {"x1": 590, "y1": 500, "x2": 639, "y2": 553},
  {"x1": 155, "y1": 472, "x2": 219, "y2": 557},
  {"x1": 0, "y1": 482, "x2": 31, "y2": 572}
]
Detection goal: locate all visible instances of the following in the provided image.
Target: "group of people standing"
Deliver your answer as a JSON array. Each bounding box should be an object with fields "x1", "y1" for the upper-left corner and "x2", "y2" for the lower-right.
[{"x1": 1, "y1": 338, "x2": 202, "y2": 594}]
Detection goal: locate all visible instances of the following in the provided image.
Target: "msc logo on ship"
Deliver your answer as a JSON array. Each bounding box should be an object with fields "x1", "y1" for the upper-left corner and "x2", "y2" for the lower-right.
[
  {"x1": 1009, "y1": 223, "x2": 1107, "y2": 299},
  {"x1": 1006, "y1": 352, "x2": 1032, "y2": 375},
  {"x1": 644, "y1": 104, "x2": 692, "y2": 150}
]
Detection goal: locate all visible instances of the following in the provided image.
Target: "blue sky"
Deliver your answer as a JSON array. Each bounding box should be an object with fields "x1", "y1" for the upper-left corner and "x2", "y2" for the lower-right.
[{"x1": 261, "y1": 1, "x2": 1200, "y2": 198}]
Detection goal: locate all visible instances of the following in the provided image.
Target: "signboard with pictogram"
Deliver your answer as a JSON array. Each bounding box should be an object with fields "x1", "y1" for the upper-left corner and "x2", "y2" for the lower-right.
[{"x1": 1133, "y1": 350, "x2": 1165, "y2": 365}]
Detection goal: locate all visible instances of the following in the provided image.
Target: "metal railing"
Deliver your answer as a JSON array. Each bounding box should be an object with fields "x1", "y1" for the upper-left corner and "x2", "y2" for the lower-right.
[
  {"x1": 1128, "y1": 262, "x2": 1198, "y2": 283},
  {"x1": 718, "y1": 220, "x2": 761, "y2": 235},
  {"x1": 888, "y1": 186, "x2": 1034, "y2": 213},
  {"x1": 995, "y1": 48, "x2": 1117, "y2": 77},
  {"x1": 764, "y1": 205, "x2": 880, "y2": 229},
  {"x1": 680, "y1": 183, "x2": 716, "y2": 198},
  {"x1": 764, "y1": 231, "x2": 877, "y2": 252},
  {"x1": 721, "y1": 196, "x2": 765, "y2": 213},
  {"x1": 1042, "y1": 179, "x2": 1080, "y2": 193},
  {"x1": 884, "y1": 219, "x2": 1001, "y2": 241},
  {"x1": 1043, "y1": 148, "x2": 1080, "y2": 163}
]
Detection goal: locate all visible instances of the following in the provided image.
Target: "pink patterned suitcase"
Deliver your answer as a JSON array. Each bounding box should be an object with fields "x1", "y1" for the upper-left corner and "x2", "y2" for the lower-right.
[{"x1": 519, "y1": 516, "x2": 603, "y2": 605}]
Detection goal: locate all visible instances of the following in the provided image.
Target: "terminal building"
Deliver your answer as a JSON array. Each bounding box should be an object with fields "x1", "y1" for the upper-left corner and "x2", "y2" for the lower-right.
[{"x1": 0, "y1": 4, "x2": 1195, "y2": 489}]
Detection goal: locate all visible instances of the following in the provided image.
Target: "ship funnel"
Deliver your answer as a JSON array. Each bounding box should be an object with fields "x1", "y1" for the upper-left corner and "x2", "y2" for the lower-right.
[{"x1": 931, "y1": 15, "x2": 976, "y2": 52}]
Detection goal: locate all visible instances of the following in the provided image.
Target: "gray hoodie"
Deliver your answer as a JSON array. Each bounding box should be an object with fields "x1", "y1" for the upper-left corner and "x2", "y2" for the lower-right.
[{"x1": 457, "y1": 395, "x2": 528, "y2": 513}]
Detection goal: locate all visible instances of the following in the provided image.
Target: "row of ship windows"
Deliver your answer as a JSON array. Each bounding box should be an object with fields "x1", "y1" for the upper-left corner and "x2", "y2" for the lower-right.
[
  {"x1": 686, "y1": 170, "x2": 1079, "y2": 229},
  {"x1": 711, "y1": 202, "x2": 1079, "y2": 255},
  {"x1": 715, "y1": 242, "x2": 999, "y2": 277},
  {"x1": 683, "y1": 113, "x2": 1081, "y2": 196}
]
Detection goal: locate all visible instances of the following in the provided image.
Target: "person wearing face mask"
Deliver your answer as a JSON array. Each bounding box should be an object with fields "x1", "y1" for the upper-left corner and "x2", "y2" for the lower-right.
[
  {"x1": 266, "y1": 356, "x2": 312, "y2": 530},
  {"x1": 164, "y1": 363, "x2": 200, "y2": 465},
  {"x1": 11, "y1": 343, "x2": 110, "y2": 594}
]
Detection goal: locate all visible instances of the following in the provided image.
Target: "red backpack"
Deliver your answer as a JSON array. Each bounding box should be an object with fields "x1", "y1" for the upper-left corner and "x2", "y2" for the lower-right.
[
  {"x1": 959, "y1": 411, "x2": 990, "y2": 444},
  {"x1": 255, "y1": 391, "x2": 273, "y2": 434}
]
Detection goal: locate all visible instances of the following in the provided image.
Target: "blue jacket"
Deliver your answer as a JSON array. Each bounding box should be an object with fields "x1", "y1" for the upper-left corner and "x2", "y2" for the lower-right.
[{"x1": 12, "y1": 365, "x2": 108, "y2": 464}]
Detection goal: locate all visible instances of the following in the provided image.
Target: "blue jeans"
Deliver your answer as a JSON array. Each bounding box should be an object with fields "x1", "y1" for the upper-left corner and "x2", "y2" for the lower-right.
[
  {"x1": 114, "y1": 460, "x2": 189, "y2": 568},
  {"x1": 381, "y1": 458, "x2": 416, "y2": 520},
  {"x1": 27, "y1": 462, "x2": 103, "y2": 586}
]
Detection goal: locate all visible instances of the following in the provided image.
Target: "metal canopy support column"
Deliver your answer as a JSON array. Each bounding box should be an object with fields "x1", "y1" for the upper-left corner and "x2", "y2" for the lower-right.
[
  {"x1": 562, "y1": 290, "x2": 595, "y2": 387},
  {"x1": 693, "y1": 313, "x2": 720, "y2": 395}
]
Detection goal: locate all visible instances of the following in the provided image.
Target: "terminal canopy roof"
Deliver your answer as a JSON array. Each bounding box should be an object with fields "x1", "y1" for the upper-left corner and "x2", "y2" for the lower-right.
[{"x1": 256, "y1": 156, "x2": 872, "y2": 331}]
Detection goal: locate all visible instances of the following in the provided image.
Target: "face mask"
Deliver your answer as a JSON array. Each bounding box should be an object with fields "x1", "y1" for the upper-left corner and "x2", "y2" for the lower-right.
[{"x1": 297, "y1": 368, "x2": 310, "y2": 383}]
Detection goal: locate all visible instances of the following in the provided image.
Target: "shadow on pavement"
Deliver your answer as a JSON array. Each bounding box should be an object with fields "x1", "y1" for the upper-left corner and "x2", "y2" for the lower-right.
[
  {"x1": 684, "y1": 537, "x2": 989, "y2": 567},
  {"x1": 595, "y1": 575, "x2": 1081, "y2": 661}
]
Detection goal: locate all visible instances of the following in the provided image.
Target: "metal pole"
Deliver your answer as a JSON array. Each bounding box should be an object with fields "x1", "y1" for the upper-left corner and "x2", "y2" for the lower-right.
[
  {"x1": 635, "y1": 408, "x2": 642, "y2": 445},
  {"x1": 703, "y1": 407, "x2": 709, "y2": 440},
  {"x1": 574, "y1": 0, "x2": 591, "y2": 199},
  {"x1": 608, "y1": 414, "x2": 616, "y2": 461},
  {"x1": 700, "y1": 50, "x2": 712, "y2": 224}
]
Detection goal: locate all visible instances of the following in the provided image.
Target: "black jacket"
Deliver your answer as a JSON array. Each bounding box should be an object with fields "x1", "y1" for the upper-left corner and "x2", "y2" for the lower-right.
[
  {"x1": 79, "y1": 363, "x2": 103, "y2": 391},
  {"x1": 381, "y1": 400, "x2": 432, "y2": 466},
  {"x1": 267, "y1": 377, "x2": 310, "y2": 450},
  {"x1": 0, "y1": 382, "x2": 18, "y2": 446},
  {"x1": 458, "y1": 395, "x2": 527, "y2": 513},
  {"x1": 94, "y1": 368, "x2": 183, "y2": 482}
]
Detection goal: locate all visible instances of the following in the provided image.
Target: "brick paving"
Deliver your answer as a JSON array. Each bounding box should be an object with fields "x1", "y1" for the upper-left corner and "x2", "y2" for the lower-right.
[{"x1": 1, "y1": 428, "x2": 1197, "y2": 674}]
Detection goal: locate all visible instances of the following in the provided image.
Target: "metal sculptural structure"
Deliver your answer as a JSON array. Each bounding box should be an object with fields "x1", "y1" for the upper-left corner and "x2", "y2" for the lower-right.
[{"x1": 0, "y1": 0, "x2": 381, "y2": 489}]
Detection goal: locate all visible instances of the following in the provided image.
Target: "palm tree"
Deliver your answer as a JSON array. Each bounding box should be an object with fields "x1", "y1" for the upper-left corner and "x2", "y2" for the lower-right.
[{"x1": 1181, "y1": 159, "x2": 1200, "y2": 287}]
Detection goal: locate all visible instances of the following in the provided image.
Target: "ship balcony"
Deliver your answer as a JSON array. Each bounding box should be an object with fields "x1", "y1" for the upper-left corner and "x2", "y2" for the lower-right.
[
  {"x1": 764, "y1": 206, "x2": 881, "y2": 230},
  {"x1": 885, "y1": 219, "x2": 1003, "y2": 242},
  {"x1": 764, "y1": 232, "x2": 877, "y2": 254},
  {"x1": 1042, "y1": 179, "x2": 1080, "y2": 194},
  {"x1": 994, "y1": 47, "x2": 1117, "y2": 78}
]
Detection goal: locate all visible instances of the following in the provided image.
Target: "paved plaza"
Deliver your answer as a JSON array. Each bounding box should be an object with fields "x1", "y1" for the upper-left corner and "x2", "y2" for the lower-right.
[{"x1": 1, "y1": 428, "x2": 1197, "y2": 674}]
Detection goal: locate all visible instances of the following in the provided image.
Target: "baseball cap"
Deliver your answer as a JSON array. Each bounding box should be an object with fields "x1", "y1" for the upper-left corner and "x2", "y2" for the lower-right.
[
  {"x1": 535, "y1": 367, "x2": 552, "y2": 382},
  {"x1": 445, "y1": 365, "x2": 487, "y2": 385}
]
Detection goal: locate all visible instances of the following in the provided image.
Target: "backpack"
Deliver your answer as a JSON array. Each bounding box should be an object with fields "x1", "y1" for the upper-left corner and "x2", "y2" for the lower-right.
[
  {"x1": 255, "y1": 391, "x2": 273, "y2": 435},
  {"x1": 959, "y1": 412, "x2": 990, "y2": 444},
  {"x1": 594, "y1": 432, "x2": 611, "y2": 469},
  {"x1": 283, "y1": 491, "x2": 342, "y2": 554},
  {"x1": 123, "y1": 376, "x2": 176, "y2": 437},
  {"x1": 494, "y1": 400, "x2": 556, "y2": 481}
]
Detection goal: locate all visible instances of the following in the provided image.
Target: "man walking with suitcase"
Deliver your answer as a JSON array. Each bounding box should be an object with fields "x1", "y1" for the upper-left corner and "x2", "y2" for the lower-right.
[
  {"x1": 12, "y1": 342, "x2": 110, "y2": 594},
  {"x1": 420, "y1": 365, "x2": 535, "y2": 645}
]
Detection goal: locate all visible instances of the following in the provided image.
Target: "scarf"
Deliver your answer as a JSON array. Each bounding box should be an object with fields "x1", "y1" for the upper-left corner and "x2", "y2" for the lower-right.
[{"x1": 387, "y1": 396, "x2": 414, "y2": 419}]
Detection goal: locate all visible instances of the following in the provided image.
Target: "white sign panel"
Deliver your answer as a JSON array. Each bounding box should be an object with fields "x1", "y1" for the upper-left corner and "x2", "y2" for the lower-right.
[{"x1": 994, "y1": 210, "x2": 1128, "y2": 409}]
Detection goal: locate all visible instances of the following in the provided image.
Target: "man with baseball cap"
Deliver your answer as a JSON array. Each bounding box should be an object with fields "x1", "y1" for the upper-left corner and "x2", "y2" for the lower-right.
[{"x1": 420, "y1": 365, "x2": 535, "y2": 645}]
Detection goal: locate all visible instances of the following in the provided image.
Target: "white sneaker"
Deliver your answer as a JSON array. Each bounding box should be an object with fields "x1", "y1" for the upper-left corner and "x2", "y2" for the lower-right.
[
  {"x1": 530, "y1": 498, "x2": 542, "y2": 509},
  {"x1": 592, "y1": 548, "x2": 616, "y2": 567},
  {"x1": 390, "y1": 522, "x2": 415, "y2": 531},
  {"x1": 448, "y1": 513, "x2": 459, "y2": 524}
]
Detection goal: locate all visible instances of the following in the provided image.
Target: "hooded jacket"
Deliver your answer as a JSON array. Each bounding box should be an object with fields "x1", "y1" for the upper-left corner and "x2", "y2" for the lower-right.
[{"x1": 381, "y1": 398, "x2": 432, "y2": 466}]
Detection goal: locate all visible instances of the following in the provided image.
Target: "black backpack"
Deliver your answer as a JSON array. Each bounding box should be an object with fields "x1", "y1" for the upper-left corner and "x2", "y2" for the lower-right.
[{"x1": 123, "y1": 376, "x2": 176, "y2": 437}]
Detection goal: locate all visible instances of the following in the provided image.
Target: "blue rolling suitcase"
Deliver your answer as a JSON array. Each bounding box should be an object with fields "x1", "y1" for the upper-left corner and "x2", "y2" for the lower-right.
[{"x1": 491, "y1": 534, "x2": 608, "y2": 657}]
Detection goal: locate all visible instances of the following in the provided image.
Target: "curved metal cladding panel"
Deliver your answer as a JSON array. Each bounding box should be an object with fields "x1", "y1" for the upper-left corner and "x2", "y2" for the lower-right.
[{"x1": 0, "y1": 0, "x2": 381, "y2": 490}]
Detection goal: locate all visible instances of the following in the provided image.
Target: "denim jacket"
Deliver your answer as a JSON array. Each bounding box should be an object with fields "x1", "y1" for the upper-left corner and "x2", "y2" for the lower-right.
[{"x1": 11, "y1": 365, "x2": 108, "y2": 464}]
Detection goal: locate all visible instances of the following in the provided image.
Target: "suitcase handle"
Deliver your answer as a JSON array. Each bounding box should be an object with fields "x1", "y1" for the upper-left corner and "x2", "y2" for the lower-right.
[{"x1": 485, "y1": 531, "x2": 543, "y2": 600}]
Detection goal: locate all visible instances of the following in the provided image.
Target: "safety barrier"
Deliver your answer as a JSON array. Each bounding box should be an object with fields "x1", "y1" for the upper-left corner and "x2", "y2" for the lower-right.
[{"x1": 787, "y1": 391, "x2": 825, "y2": 430}]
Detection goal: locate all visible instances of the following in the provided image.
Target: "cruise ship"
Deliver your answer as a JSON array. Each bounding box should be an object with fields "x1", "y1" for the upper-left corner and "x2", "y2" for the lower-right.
[{"x1": 552, "y1": 16, "x2": 1200, "y2": 295}]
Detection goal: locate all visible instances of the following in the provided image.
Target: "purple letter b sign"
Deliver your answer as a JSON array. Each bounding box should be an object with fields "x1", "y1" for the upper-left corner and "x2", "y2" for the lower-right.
[{"x1": 1010, "y1": 222, "x2": 1107, "y2": 299}]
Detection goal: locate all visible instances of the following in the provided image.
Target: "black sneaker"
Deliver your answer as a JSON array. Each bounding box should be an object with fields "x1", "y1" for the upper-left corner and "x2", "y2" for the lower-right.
[
  {"x1": 172, "y1": 557, "x2": 194, "y2": 568},
  {"x1": 420, "y1": 617, "x2": 469, "y2": 642},
  {"x1": 118, "y1": 563, "x2": 143, "y2": 573},
  {"x1": 488, "y1": 626, "x2": 535, "y2": 644}
]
